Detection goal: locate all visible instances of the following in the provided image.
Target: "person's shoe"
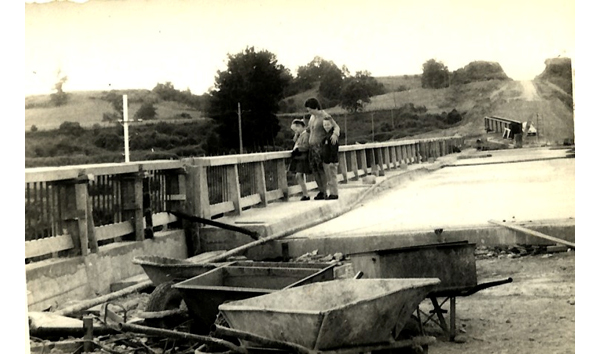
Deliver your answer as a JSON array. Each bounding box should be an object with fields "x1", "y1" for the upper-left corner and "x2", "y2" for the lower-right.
[
  {"x1": 300, "y1": 196, "x2": 310, "y2": 201},
  {"x1": 327, "y1": 194, "x2": 338, "y2": 200},
  {"x1": 314, "y1": 192, "x2": 325, "y2": 200}
]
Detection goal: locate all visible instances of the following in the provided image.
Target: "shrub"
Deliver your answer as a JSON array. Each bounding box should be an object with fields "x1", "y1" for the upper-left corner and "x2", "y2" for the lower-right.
[
  {"x1": 58, "y1": 121, "x2": 84, "y2": 136},
  {"x1": 446, "y1": 109, "x2": 463, "y2": 124},
  {"x1": 134, "y1": 102, "x2": 157, "y2": 120}
]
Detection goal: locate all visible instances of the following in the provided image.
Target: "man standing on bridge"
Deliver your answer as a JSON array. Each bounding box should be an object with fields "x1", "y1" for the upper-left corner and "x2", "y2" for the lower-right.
[{"x1": 304, "y1": 97, "x2": 340, "y2": 200}]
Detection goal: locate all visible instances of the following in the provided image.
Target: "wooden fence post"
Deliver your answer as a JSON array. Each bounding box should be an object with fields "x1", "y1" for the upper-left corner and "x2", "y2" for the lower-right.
[
  {"x1": 376, "y1": 148, "x2": 385, "y2": 176},
  {"x1": 390, "y1": 146, "x2": 398, "y2": 168},
  {"x1": 277, "y1": 159, "x2": 289, "y2": 200},
  {"x1": 63, "y1": 176, "x2": 90, "y2": 256},
  {"x1": 339, "y1": 152, "x2": 348, "y2": 183},
  {"x1": 359, "y1": 150, "x2": 368, "y2": 176},
  {"x1": 121, "y1": 173, "x2": 144, "y2": 241},
  {"x1": 383, "y1": 147, "x2": 391, "y2": 170},
  {"x1": 254, "y1": 161, "x2": 268, "y2": 207},
  {"x1": 226, "y1": 165, "x2": 242, "y2": 215},
  {"x1": 369, "y1": 149, "x2": 378, "y2": 176},
  {"x1": 350, "y1": 150, "x2": 359, "y2": 180}
]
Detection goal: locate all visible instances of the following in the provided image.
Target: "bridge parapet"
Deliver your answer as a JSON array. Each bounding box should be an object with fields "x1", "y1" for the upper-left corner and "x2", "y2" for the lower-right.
[{"x1": 24, "y1": 136, "x2": 463, "y2": 263}]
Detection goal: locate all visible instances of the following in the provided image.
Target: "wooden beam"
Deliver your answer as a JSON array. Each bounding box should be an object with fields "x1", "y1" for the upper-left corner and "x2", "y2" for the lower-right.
[
  {"x1": 488, "y1": 220, "x2": 575, "y2": 248},
  {"x1": 94, "y1": 221, "x2": 135, "y2": 242},
  {"x1": 25, "y1": 235, "x2": 74, "y2": 259}
]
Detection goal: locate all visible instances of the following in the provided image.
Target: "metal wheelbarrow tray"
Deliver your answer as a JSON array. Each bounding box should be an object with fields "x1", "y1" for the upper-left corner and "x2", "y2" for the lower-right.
[
  {"x1": 132, "y1": 254, "x2": 224, "y2": 286},
  {"x1": 218, "y1": 278, "x2": 441, "y2": 351},
  {"x1": 173, "y1": 262, "x2": 336, "y2": 333},
  {"x1": 348, "y1": 241, "x2": 477, "y2": 292}
]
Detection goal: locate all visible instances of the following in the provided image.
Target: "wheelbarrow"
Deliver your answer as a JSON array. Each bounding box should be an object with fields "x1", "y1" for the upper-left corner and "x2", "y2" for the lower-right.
[
  {"x1": 215, "y1": 278, "x2": 441, "y2": 352},
  {"x1": 173, "y1": 262, "x2": 337, "y2": 334},
  {"x1": 348, "y1": 241, "x2": 513, "y2": 341}
]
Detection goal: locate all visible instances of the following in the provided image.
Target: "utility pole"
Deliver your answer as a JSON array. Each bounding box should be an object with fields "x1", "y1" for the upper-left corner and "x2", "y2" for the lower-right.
[
  {"x1": 123, "y1": 95, "x2": 130, "y2": 162},
  {"x1": 344, "y1": 112, "x2": 347, "y2": 145},
  {"x1": 371, "y1": 113, "x2": 375, "y2": 142},
  {"x1": 238, "y1": 102, "x2": 243, "y2": 154}
]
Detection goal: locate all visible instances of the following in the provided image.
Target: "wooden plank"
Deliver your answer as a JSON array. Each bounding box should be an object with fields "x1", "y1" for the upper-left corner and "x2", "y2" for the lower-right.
[
  {"x1": 276, "y1": 159, "x2": 288, "y2": 200},
  {"x1": 139, "y1": 160, "x2": 183, "y2": 171},
  {"x1": 226, "y1": 165, "x2": 242, "y2": 215},
  {"x1": 94, "y1": 221, "x2": 135, "y2": 241},
  {"x1": 211, "y1": 201, "x2": 235, "y2": 216},
  {"x1": 338, "y1": 152, "x2": 348, "y2": 183},
  {"x1": 151, "y1": 212, "x2": 178, "y2": 227},
  {"x1": 488, "y1": 220, "x2": 575, "y2": 248},
  {"x1": 254, "y1": 162, "x2": 268, "y2": 207},
  {"x1": 266, "y1": 189, "x2": 284, "y2": 202},
  {"x1": 287, "y1": 185, "x2": 303, "y2": 196},
  {"x1": 350, "y1": 150, "x2": 359, "y2": 180},
  {"x1": 166, "y1": 194, "x2": 186, "y2": 201},
  {"x1": 25, "y1": 235, "x2": 74, "y2": 259},
  {"x1": 240, "y1": 194, "x2": 262, "y2": 209}
]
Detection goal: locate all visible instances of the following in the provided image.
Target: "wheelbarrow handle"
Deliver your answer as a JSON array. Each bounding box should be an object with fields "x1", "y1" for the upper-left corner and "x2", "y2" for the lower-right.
[
  {"x1": 460, "y1": 277, "x2": 513, "y2": 297},
  {"x1": 167, "y1": 210, "x2": 260, "y2": 240}
]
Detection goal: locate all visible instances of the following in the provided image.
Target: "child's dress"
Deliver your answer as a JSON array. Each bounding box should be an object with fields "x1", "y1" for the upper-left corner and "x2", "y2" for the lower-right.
[{"x1": 289, "y1": 130, "x2": 311, "y2": 174}]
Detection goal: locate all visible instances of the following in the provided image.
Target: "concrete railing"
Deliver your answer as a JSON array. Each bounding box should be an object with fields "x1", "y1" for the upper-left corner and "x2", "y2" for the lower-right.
[{"x1": 24, "y1": 136, "x2": 464, "y2": 263}]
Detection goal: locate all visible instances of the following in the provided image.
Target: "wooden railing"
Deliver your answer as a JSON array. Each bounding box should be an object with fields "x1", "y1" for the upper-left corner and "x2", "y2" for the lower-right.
[
  {"x1": 484, "y1": 116, "x2": 521, "y2": 135},
  {"x1": 24, "y1": 136, "x2": 463, "y2": 263}
]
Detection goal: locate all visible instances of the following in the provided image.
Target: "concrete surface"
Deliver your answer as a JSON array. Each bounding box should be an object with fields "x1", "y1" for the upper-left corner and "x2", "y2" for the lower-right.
[
  {"x1": 201, "y1": 147, "x2": 574, "y2": 260},
  {"x1": 292, "y1": 148, "x2": 574, "y2": 238}
]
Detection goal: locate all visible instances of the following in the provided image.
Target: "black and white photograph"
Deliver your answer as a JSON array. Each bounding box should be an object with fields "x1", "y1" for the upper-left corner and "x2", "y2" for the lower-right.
[{"x1": 15, "y1": 0, "x2": 588, "y2": 353}]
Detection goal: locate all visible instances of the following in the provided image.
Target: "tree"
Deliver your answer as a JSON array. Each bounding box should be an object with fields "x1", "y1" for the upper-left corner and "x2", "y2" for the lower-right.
[
  {"x1": 340, "y1": 71, "x2": 385, "y2": 112},
  {"x1": 295, "y1": 56, "x2": 347, "y2": 107},
  {"x1": 50, "y1": 71, "x2": 69, "y2": 107},
  {"x1": 135, "y1": 102, "x2": 157, "y2": 120},
  {"x1": 340, "y1": 79, "x2": 370, "y2": 112},
  {"x1": 421, "y1": 59, "x2": 450, "y2": 89},
  {"x1": 208, "y1": 47, "x2": 291, "y2": 151}
]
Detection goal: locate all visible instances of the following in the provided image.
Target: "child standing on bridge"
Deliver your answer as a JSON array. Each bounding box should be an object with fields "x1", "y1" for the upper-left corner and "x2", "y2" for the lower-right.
[
  {"x1": 321, "y1": 116, "x2": 339, "y2": 200},
  {"x1": 289, "y1": 119, "x2": 311, "y2": 201}
]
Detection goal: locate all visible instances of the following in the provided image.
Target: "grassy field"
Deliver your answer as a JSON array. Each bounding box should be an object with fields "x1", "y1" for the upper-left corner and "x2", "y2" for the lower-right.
[{"x1": 25, "y1": 90, "x2": 207, "y2": 131}]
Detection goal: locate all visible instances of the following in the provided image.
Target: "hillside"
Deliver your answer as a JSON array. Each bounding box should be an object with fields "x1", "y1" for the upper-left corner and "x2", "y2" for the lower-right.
[{"x1": 25, "y1": 90, "x2": 207, "y2": 131}]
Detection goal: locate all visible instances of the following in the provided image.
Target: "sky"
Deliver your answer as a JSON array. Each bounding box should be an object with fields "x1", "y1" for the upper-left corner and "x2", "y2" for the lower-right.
[{"x1": 24, "y1": 0, "x2": 575, "y2": 96}]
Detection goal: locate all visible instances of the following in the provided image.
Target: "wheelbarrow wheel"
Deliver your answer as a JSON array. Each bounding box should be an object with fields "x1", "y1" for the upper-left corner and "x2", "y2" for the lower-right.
[{"x1": 145, "y1": 281, "x2": 185, "y2": 328}]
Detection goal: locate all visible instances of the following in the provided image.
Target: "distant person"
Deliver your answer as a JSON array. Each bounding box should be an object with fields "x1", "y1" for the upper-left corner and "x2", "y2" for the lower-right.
[
  {"x1": 289, "y1": 119, "x2": 310, "y2": 201},
  {"x1": 321, "y1": 116, "x2": 340, "y2": 200},
  {"x1": 304, "y1": 97, "x2": 340, "y2": 200}
]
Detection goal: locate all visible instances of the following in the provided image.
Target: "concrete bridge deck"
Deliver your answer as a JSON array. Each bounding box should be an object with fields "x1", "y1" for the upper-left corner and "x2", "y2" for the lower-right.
[{"x1": 204, "y1": 147, "x2": 575, "y2": 258}]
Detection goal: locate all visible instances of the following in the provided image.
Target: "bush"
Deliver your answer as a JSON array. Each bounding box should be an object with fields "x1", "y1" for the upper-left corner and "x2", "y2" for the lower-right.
[
  {"x1": 94, "y1": 131, "x2": 123, "y2": 151},
  {"x1": 59, "y1": 121, "x2": 85, "y2": 136},
  {"x1": 135, "y1": 102, "x2": 157, "y2": 120},
  {"x1": 446, "y1": 109, "x2": 463, "y2": 124},
  {"x1": 30, "y1": 125, "x2": 38, "y2": 132}
]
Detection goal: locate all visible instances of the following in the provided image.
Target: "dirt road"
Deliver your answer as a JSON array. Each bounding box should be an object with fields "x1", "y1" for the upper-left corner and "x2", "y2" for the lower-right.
[
  {"x1": 520, "y1": 80, "x2": 541, "y2": 101},
  {"x1": 428, "y1": 250, "x2": 575, "y2": 354}
]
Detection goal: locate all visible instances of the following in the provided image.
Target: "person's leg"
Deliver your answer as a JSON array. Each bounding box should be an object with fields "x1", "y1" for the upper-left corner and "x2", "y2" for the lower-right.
[
  {"x1": 296, "y1": 173, "x2": 309, "y2": 198},
  {"x1": 309, "y1": 144, "x2": 327, "y2": 198},
  {"x1": 327, "y1": 163, "x2": 339, "y2": 197},
  {"x1": 314, "y1": 169, "x2": 327, "y2": 197}
]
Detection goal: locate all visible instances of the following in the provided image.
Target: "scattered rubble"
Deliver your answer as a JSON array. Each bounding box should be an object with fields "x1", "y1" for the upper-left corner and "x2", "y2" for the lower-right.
[
  {"x1": 474, "y1": 244, "x2": 572, "y2": 260},
  {"x1": 292, "y1": 249, "x2": 345, "y2": 263}
]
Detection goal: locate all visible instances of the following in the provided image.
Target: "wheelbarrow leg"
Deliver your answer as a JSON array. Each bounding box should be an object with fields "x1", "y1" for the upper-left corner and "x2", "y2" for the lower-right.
[
  {"x1": 449, "y1": 297, "x2": 456, "y2": 341},
  {"x1": 430, "y1": 297, "x2": 449, "y2": 336}
]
